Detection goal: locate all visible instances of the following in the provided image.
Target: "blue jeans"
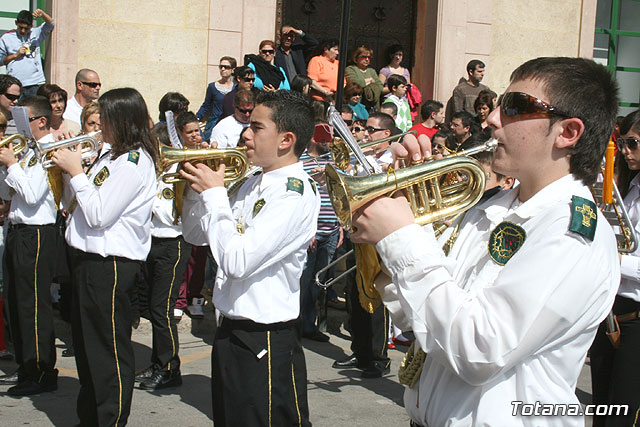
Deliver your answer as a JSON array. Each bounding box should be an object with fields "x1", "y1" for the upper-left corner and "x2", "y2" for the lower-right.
[{"x1": 300, "y1": 229, "x2": 340, "y2": 335}]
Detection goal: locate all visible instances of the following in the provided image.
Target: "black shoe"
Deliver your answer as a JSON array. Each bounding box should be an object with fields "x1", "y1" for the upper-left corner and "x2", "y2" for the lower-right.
[
  {"x1": 134, "y1": 366, "x2": 154, "y2": 383},
  {"x1": 0, "y1": 370, "x2": 21, "y2": 385},
  {"x1": 303, "y1": 330, "x2": 330, "y2": 342},
  {"x1": 361, "y1": 362, "x2": 391, "y2": 379},
  {"x1": 8, "y1": 369, "x2": 58, "y2": 396},
  {"x1": 139, "y1": 370, "x2": 182, "y2": 390},
  {"x1": 332, "y1": 355, "x2": 359, "y2": 369}
]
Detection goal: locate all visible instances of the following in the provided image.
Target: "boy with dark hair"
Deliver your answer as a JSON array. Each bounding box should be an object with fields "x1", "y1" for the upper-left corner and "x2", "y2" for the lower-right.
[
  {"x1": 180, "y1": 90, "x2": 319, "y2": 426},
  {"x1": 411, "y1": 99, "x2": 445, "y2": 140},
  {"x1": 0, "y1": 9, "x2": 54, "y2": 99},
  {"x1": 351, "y1": 56, "x2": 620, "y2": 427},
  {"x1": 382, "y1": 74, "x2": 412, "y2": 132},
  {"x1": 0, "y1": 96, "x2": 58, "y2": 395}
]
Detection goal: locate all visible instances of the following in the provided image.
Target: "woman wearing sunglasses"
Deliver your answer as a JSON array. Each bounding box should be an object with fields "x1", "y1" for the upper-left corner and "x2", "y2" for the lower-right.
[
  {"x1": 196, "y1": 56, "x2": 236, "y2": 141},
  {"x1": 244, "y1": 40, "x2": 290, "y2": 92},
  {"x1": 345, "y1": 45, "x2": 383, "y2": 110},
  {"x1": 590, "y1": 109, "x2": 640, "y2": 426}
]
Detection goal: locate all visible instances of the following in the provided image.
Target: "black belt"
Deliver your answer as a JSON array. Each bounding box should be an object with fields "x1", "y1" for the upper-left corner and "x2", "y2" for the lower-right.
[
  {"x1": 72, "y1": 248, "x2": 139, "y2": 264},
  {"x1": 221, "y1": 317, "x2": 298, "y2": 332},
  {"x1": 8, "y1": 223, "x2": 54, "y2": 231}
]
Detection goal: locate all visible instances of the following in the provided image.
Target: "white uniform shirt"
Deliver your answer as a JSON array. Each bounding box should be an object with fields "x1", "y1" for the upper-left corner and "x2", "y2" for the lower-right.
[
  {"x1": 151, "y1": 164, "x2": 182, "y2": 239},
  {"x1": 0, "y1": 133, "x2": 56, "y2": 225},
  {"x1": 375, "y1": 175, "x2": 619, "y2": 427},
  {"x1": 619, "y1": 173, "x2": 640, "y2": 301},
  {"x1": 66, "y1": 148, "x2": 156, "y2": 260},
  {"x1": 209, "y1": 115, "x2": 248, "y2": 148},
  {"x1": 183, "y1": 161, "x2": 320, "y2": 323}
]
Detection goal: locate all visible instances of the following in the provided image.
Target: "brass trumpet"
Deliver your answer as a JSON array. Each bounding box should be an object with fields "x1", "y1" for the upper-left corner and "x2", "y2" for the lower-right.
[
  {"x1": 0, "y1": 134, "x2": 29, "y2": 156},
  {"x1": 36, "y1": 131, "x2": 101, "y2": 168},
  {"x1": 326, "y1": 139, "x2": 497, "y2": 231},
  {"x1": 158, "y1": 145, "x2": 250, "y2": 184}
]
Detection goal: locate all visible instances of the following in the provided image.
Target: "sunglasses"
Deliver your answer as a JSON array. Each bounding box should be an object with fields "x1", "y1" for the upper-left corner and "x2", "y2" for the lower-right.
[
  {"x1": 260, "y1": 49, "x2": 275, "y2": 55},
  {"x1": 359, "y1": 55, "x2": 372, "y2": 60},
  {"x1": 0, "y1": 124, "x2": 6, "y2": 130},
  {"x1": 2, "y1": 93, "x2": 20, "y2": 102},
  {"x1": 219, "y1": 64, "x2": 234, "y2": 70},
  {"x1": 241, "y1": 77, "x2": 255, "y2": 82},
  {"x1": 352, "y1": 126, "x2": 364, "y2": 133},
  {"x1": 343, "y1": 119, "x2": 353, "y2": 126},
  {"x1": 29, "y1": 115, "x2": 44, "y2": 122},
  {"x1": 236, "y1": 107, "x2": 254, "y2": 114},
  {"x1": 617, "y1": 137, "x2": 640, "y2": 151},
  {"x1": 82, "y1": 81, "x2": 102, "y2": 88},
  {"x1": 366, "y1": 126, "x2": 386, "y2": 134},
  {"x1": 498, "y1": 92, "x2": 569, "y2": 119}
]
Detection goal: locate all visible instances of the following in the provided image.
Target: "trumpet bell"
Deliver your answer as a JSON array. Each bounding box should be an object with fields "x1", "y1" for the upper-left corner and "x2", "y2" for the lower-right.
[
  {"x1": 159, "y1": 145, "x2": 249, "y2": 184},
  {"x1": 325, "y1": 155, "x2": 487, "y2": 231},
  {"x1": 36, "y1": 131, "x2": 101, "y2": 168}
]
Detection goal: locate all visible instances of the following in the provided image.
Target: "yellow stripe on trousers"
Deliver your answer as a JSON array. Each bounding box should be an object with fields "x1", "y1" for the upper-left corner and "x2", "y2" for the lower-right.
[
  {"x1": 165, "y1": 240, "x2": 182, "y2": 371},
  {"x1": 111, "y1": 258, "x2": 123, "y2": 426}
]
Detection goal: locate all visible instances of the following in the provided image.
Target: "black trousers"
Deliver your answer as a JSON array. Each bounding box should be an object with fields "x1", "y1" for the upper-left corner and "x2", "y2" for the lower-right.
[
  {"x1": 141, "y1": 236, "x2": 190, "y2": 372},
  {"x1": 590, "y1": 295, "x2": 640, "y2": 427},
  {"x1": 344, "y1": 240, "x2": 389, "y2": 368},
  {"x1": 3, "y1": 223, "x2": 57, "y2": 380},
  {"x1": 212, "y1": 318, "x2": 311, "y2": 427},
  {"x1": 71, "y1": 250, "x2": 141, "y2": 427}
]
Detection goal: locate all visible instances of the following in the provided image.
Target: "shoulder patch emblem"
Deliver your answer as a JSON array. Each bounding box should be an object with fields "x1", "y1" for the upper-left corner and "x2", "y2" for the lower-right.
[
  {"x1": 488, "y1": 221, "x2": 526, "y2": 266},
  {"x1": 127, "y1": 150, "x2": 140, "y2": 165},
  {"x1": 569, "y1": 195, "x2": 597, "y2": 241},
  {"x1": 93, "y1": 166, "x2": 110, "y2": 187},
  {"x1": 28, "y1": 156, "x2": 38, "y2": 167},
  {"x1": 162, "y1": 187, "x2": 174, "y2": 200},
  {"x1": 287, "y1": 177, "x2": 304, "y2": 195},
  {"x1": 308, "y1": 178, "x2": 317, "y2": 195},
  {"x1": 253, "y1": 198, "x2": 266, "y2": 217}
]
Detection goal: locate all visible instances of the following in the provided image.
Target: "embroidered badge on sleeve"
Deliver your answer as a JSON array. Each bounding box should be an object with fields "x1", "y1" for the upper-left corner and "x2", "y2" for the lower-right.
[
  {"x1": 127, "y1": 150, "x2": 140, "y2": 165},
  {"x1": 569, "y1": 195, "x2": 597, "y2": 241},
  {"x1": 287, "y1": 177, "x2": 304, "y2": 195},
  {"x1": 488, "y1": 221, "x2": 526, "y2": 266},
  {"x1": 93, "y1": 166, "x2": 110, "y2": 187},
  {"x1": 253, "y1": 198, "x2": 266, "y2": 217}
]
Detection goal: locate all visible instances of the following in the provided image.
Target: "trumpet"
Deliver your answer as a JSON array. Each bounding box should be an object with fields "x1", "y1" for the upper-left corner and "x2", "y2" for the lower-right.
[
  {"x1": 326, "y1": 139, "x2": 497, "y2": 231},
  {"x1": 0, "y1": 134, "x2": 29, "y2": 156},
  {"x1": 158, "y1": 145, "x2": 250, "y2": 184},
  {"x1": 36, "y1": 131, "x2": 101, "y2": 168}
]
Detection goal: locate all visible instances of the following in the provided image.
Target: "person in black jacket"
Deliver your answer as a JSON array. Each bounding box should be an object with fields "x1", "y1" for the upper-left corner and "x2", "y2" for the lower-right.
[{"x1": 274, "y1": 24, "x2": 318, "y2": 83}]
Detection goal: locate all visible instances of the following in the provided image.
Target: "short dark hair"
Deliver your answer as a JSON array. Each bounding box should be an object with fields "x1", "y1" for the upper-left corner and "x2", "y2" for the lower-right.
[
  {"x1": 420, "y1": 100, "x2": 443, "y2": 120},
  {"x1": 158, "y1": 92, "x2": 189, "y2": 122},
  {"x1": 473, "y1": 92, "x2": 494, "y2": 113},
  {"x1": 620, "y1": 109, "x2": 640, "y2": 136},
  {"x1": 290, "y1": 75, "x2": 312, "y2": 94},
  {"x1": 0, "y1": 74, "x2": 22, "y2": 94},
  {"x1": 19, "y1": 95, "x2": 52, "y2": 129},
  {"x1": 452, "y1": 111, "x2": 474, "y2": 128},
  {"x1": 233, "y1": 65, "x2": 255, "y2": 81},
  {"x1": 432, "y1": 128, "x2": 455, "y2": 151},
  {"x1": 16, "y1": 10, "x2": 33, "y2": 26},
  {"x1": 233, "y1": 90, "x2": 255, "y2": 108},
  {"x1": 320, "y1": 38, "x2": 340, "y2": 52},
  {"x1": 344, "y1": 81, "x2": 363, "y2": 98},
  {"x1": 369, "y1": 112, "x2": 396, "y2": 131},
  {"x1": 510, "y1": 57, "x2": 619, "y2": 185},
  {"x1": 99, "y1": 88, "x2": 158, "y2": 164},
  {"x1": 467, "y1": 60, "x2": 485, "y2": 74},
  {"x1": 385, "y1": 44, "x2": 404, "y2": 63},
  {"x1": 256, "y1": 90, "x2": 314, "y2": 157},
  {"x1": 386, "y1": 74, "x2": 407, "y2": 92},
  {"x1": 37, "y1": 84, "x2": 68, "y2": 109},
  {"x1": 176, "y1": 111, "x2": 199, "y2": 131},
  {"x1": 379, "y1": 102, "x2": 398, "y2": 117}
]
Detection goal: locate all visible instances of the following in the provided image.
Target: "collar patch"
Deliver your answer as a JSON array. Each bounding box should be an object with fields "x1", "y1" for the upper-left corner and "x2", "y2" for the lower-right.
[
  {"x1": 93, "y1": 166, "x2": 110, "y2": 187},
  {"x1": 28, "y1": 155, "x2": 37, "y2": 168},
  {"x1": 253, "y1": 198, "x2": 266, "y2": 217},
  {"x1": 162, "y1": 187, "x2": 174, "y2": 200},
  {"x1": 569, "y1": 195, "x2": 597, "y2": 241},
  {"x1": 489, "y1": 221, "x2": 526, "y2": 266},
  {"x1": 308, "y1": 178, "x2": 317, "y2": 195},
  {"x1": 287, "y1": 177, "x2": 303, "y2": 195}
]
